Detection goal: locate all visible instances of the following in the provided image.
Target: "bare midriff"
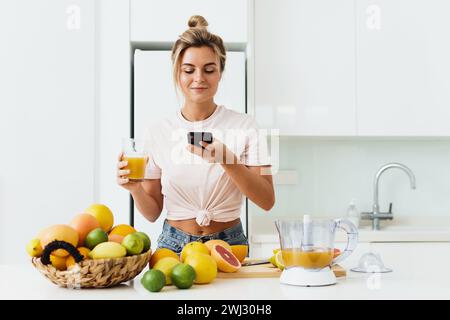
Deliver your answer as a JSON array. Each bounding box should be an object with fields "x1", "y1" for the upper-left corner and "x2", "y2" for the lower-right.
[{"x1": 167, "y1": 218, "x2": 241, "y2": 236}]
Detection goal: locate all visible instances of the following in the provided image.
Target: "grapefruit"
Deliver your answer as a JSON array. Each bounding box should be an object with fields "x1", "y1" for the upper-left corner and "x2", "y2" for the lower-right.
[
  {"x1": 69, "y1": 213, "x2": 100, "y2": 246},
  {"x1": 39, "y1": 225, "x2": 79, "y2": 257},
  {"x1": 211, "y1": 244, "x2": 241, "y2": 273},
  {"x1": 230, "y1": 245, "x2": 248, "y2": 263},
  {"x1": 180, "y1": 241, "x2": 209, "y2": 262},
  {"x1": 108, "y1": 233, "x2": 124, "y2": 244},
  {"x1": 204, "y1": 239, "x2": 231, "y2": 253},
  {"x1": 185, "y1": 253, "x2": 217, "y2": 284}
]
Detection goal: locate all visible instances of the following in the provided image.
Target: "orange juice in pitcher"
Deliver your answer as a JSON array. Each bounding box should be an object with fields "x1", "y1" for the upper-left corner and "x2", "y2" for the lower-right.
[{"x1": 281, "y1": 248, "x2": 334, "y2": 269}]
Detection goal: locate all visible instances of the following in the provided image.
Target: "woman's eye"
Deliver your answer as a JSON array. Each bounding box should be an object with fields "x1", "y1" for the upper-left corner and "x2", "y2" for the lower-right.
[
  {"x1": 205, "y1": 70, "x2": 215, "y2": 73},
  {"x1": 184, "y1": 69, "x2": 194, "y2": 74}
]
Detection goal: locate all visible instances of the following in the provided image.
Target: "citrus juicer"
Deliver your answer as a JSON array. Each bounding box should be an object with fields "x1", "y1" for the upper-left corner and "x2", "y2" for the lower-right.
[{"x1": 275, "y1": 215, "x2": 358, "y2": 287}]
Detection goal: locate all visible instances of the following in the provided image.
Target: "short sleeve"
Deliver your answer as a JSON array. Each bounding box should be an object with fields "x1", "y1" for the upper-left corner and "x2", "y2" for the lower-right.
[
  {"x1": 241, "y1": 117, "x2": 271, "y2": 166},
  {"x1": 143, "y1": 128, "x2": 162, "y2": 179}
]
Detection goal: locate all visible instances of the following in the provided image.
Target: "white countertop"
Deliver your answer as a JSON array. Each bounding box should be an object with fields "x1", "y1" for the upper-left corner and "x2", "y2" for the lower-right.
[{"x1": 2, "y1": 242, "x2": 449, "y2": 300}]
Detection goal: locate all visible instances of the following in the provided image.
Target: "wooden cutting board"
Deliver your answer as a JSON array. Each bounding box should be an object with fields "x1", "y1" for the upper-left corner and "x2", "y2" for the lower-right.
[{"x1": 217, "y1": 260, "x2": 346, "y2": 279}]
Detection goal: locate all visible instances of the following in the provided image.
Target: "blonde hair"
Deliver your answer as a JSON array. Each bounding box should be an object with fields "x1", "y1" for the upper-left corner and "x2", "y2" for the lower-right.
[{"x1": 171, "y1": 15, "x2": 227, "y2": 91}]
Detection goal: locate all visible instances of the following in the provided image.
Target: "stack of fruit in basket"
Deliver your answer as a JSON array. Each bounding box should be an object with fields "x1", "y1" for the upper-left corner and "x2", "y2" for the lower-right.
[
  {"x1": 26, "y1": 203, "x2": 151, "y2": 271},
  {"x1": 141, "y1": 239, "x2": 248, "y2": 292}
]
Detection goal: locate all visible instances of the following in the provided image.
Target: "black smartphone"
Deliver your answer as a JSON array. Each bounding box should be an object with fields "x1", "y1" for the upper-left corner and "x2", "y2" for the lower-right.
[{"x1": 187, "y1": 132, "x2": 213, "y2": 148}]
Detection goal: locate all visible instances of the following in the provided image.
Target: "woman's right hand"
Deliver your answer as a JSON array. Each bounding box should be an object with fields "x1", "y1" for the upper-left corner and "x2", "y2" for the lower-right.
[{"x1": 116, "y1": 152, "x2": 141, "y2": 192}]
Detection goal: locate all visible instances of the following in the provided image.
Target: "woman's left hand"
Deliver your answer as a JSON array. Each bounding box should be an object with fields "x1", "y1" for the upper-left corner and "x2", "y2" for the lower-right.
[{"x1": 186, "y1": 139, "x2": 237, "y2": 164}]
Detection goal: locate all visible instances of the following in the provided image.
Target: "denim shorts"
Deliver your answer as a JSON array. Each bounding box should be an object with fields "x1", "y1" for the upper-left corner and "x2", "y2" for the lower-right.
[{"x1": 156, "y1": 219, "x2": 249, "y2": 254}]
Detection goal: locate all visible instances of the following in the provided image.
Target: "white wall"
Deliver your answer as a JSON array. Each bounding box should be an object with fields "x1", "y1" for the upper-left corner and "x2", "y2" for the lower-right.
[
  {"x1": 250, "y1": 138, "x2": 450, "y2": 233},
  {"x1": 0, "y1": 0, "x2": 95, "y2": 263},
  {"x1": 96, "y1": 0, "x2": 131, "y2": 226}
]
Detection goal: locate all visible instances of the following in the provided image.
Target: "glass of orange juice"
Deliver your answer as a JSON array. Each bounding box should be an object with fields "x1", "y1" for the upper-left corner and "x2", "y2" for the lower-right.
[{"x1": 122, "y1": 138, "x2": 147, "y2": 182}]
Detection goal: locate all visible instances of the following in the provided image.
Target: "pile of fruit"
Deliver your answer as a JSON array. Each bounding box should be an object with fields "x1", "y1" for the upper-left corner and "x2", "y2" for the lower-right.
[
  {"x1": 26, "y1": 203, "x2": 151, "y2": 271},
  {"x1": 141, "y1": 240, "x2": 248, "y2": 292}
]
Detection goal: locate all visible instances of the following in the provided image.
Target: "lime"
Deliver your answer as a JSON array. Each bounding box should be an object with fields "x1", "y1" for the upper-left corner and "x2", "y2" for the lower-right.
[
  {"x1": 133, "y1": 232, "x2": 151, "y2": 252},
  {"x1": 141, "y1": 269, "x2": 166, "y2": 292},
  {"x1": 122, "y1": 233, "x2": 144, "y2": 255},
  {"x1": 85, "y1": 228, "x2": 108, "y2": 250},
  {"x1": 171, "y1": 263, "x2": 196, "y2": 289}
]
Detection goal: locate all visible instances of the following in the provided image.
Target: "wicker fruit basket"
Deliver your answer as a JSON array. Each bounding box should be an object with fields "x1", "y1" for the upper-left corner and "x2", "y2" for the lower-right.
[{"x1": 32, "y1": 249, "x2": 151, "y2": 288}]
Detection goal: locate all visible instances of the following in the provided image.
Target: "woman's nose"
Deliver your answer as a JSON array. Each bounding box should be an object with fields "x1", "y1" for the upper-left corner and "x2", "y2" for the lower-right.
[{"x1": 193, "y1": 70, "x2": 206, "y2": 82}]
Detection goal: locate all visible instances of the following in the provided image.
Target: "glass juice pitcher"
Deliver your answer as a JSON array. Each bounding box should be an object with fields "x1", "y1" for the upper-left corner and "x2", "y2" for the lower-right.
[{"x1": 275, "y1": 215, "x2": 358, "y2": 286}]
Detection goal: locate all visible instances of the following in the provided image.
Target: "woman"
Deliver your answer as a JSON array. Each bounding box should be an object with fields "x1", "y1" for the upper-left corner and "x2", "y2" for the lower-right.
[{"x1": 117, "y1": 15, "x2": 275, "y2": 254}]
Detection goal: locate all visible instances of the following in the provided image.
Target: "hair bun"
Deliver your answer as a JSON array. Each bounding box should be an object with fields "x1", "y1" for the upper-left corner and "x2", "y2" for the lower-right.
[{"x1": 188, "y1": 15, "x2": 208, "y2": 29}]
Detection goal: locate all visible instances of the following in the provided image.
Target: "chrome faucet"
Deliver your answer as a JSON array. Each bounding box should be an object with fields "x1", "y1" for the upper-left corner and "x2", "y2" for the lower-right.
[{"x1": 361, "y1": 163, "x2": 416, "y2": 230}]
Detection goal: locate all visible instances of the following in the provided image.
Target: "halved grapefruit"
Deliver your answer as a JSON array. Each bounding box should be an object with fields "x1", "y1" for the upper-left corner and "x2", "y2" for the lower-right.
[
  {"x1": 211, "y1": 244, "x2": 241, "y2": 273},
  {"x1": 204, "y1": 239, "x2": 231, "y2": 253}
]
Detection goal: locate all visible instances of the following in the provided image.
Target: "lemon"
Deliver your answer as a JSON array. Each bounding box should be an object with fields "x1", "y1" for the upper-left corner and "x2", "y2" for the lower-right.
[
  {"x1": 89, "y1": 242, "x2": 126, "y2": 259},
  {"x1": 274, "y1": 251, "x2": 285, "y2": 270},
  {"x1": 26, "y1": 239, "x2": 43, "y2": 257},
  {"x1": 85, "y1": 204, "x2": 114, "y2": 232},
  {"x1": 269, "y1": 251, "x2": 285, "y2": 270},
  {"x1": 273, "y1": 248, "x2": 281, "y2": 255},
  {"x1": 185, "y1": 253, "x2": 217, "y2": 284},
  {"x1": 153, "y1": 257, "x2": 181, "y2": 285},
  {"x1": 180, "y1": 241, "x2": 209, "y2": 262}
]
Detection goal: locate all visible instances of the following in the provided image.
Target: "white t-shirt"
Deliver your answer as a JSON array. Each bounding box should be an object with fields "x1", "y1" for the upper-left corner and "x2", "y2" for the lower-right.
[{"x1": 143, "y1": 105, "x2": 270, "y2": 226}]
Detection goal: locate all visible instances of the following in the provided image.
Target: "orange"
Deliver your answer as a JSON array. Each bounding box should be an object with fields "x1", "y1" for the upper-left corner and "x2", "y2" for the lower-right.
[
  {"x1": 109, "y1": 224, "x2": 137, "y2": 237},
  {"x1": 180, "y1": 241, "x2": 209, "y2": 262},
  {"x1": 50, "y1": 254, "x2": 68, "y2": 271},
  {"x1": 230, "y1": 245, "x2": 248, "y2": 263},
  {"x1": 66, "y1": 247, "x2": 90, "y2": 269},
  {"x1": 204, "y1": 239, "x2": 231, "y2": 254},
  {"x1": 149, "y1": 248, "x2": 179, "y2": 268},
  {"x1": 185, "y1": 253, "x2": 217, "y2": 284},
  {"x1": 211, "y1": 244, "x2": 241, "y2": 273}
]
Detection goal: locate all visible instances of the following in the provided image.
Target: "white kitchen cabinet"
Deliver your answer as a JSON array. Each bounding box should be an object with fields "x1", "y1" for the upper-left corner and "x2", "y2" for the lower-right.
[
  {"x1": 254, "y1": 0, "x2": 356, "y2": 136},
  {"x1": 133, "y1": 49, "x2": 247, "y2": 246},
  {"x1": 0, "y1": 0, "x2": 95, "y2": 263},
  {"x1": 356, "y1": 0, "x2": 450, "y2": 136},
  {"x1": 130, "y1": 0, "x2": 248, "y2": 43}
]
